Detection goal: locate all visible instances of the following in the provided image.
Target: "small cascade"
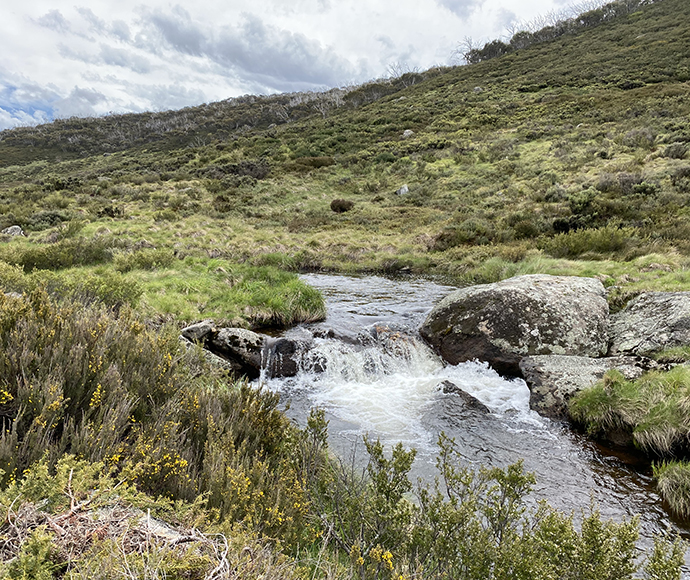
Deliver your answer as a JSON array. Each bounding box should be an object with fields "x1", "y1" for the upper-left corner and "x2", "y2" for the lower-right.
[{"x1": 260, "y1": 323, "x2": 536, "y2": 448}]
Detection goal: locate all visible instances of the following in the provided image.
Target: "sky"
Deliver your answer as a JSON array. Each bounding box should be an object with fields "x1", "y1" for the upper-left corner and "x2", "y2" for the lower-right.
[{"x1": 0, "y1": 0, "x2": 573, "y2": 131}]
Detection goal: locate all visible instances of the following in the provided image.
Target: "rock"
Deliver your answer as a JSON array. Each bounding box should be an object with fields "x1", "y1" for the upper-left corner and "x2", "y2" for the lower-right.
[
  {"x1": 180, "y1": 320, "x2": 215, "y2": 345},
  {"x1": 473, "y1": 86, "x2": 484, "y2": 93},
  {"x1": 609, "y1": 292, "x2": 690, "y2": 357},
  {"x1": 420, "y1": 274, "x2": 609, "y2": 376},
  {"x1": 439, "y1": 380, "x2": 491, "y2": 414},
  {"x1": 179, "y1": 336, "x2": 238, "y2": 373},
  {"x1": 402, "y1": 129, "x2": 415, "y2": 139},
  {"x1": 263, "y1": 337, "x2": 308, "y2": 378},
  {"x1": 2, "y1": 225, "x2": 24, "y2": 236},
  {"x1": 395, "y1": 184, "x2": 409, "y2": 195},
  {"x1": 520, "y1": 354, "x2": 660, "y2": 419},
  {"x1": 208, "y1": 328, "x2": 266, "y2": 379}
]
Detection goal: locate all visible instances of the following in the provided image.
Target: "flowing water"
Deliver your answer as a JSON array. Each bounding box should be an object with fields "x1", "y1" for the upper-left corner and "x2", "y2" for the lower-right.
[{"x1": 256, "y1": 273, "x2": 690, "y2": 553}]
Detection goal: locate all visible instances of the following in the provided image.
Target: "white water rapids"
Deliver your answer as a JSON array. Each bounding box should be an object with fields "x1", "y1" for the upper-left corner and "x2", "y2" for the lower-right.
[{"x1": 254, "y1": 273, "x2": 690, "y2": 558}]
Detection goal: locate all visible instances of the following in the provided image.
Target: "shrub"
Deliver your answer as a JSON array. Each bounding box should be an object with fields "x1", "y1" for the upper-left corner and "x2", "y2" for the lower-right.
[
  {"x1": 0, "y1": 235, "x2": 123, "y2": 272},
  {"x1": 113, "y1": 248, "x2": 176, "y2": 273},
  {"x1": 542, "y1": 226, "x2": 631, "y2": 259},
  {"x1": 663, "y1": 143, "x2": 688, "y2": 160},
  {"x1": 330, "y1": 198, "x2": 355, "y2": 213}
]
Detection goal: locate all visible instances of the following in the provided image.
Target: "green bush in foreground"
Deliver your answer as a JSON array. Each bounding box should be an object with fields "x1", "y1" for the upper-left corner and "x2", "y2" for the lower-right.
[{"x1": 0, "y1": 293, "x2": 684, "y2": 579}]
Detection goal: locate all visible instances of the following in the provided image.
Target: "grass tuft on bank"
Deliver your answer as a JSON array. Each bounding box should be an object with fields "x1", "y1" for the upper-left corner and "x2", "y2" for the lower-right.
[{"x1": 570, "y1": 367, "x2": 690, "y2": 456}]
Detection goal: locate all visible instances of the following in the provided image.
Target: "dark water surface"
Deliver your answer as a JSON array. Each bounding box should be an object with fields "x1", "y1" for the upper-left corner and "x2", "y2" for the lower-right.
[{"x1": 256, "y1": 273, "x2": 689, "y2": 564}]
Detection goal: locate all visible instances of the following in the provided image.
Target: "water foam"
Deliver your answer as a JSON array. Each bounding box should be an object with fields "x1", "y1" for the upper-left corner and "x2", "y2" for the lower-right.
[{"x1": 261, "y1": 326, "x2": 539, "y2": 446}]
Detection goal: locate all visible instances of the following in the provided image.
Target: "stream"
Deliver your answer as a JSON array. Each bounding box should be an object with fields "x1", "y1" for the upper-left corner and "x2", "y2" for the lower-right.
[{"x1": 255, "y1": 273, "x2": 690, "y2": 556}]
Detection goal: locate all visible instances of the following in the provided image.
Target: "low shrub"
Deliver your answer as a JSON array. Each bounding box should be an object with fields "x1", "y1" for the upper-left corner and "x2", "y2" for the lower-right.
[
  {"x1": 0, "y1": 235, "x2": 123, "y2": 272},
  {"x1": 542, "y1": 226, "x2": 631, "y2": 259},
  {"x1": 114, "y1": 248, "x2": 176, "y2": 273},
  {"x1": 330, "y1": 198, "x2": 355, "y2": 213},
  {"x1": 0, "y1": 262, "x2": 142, "y2": 309}
]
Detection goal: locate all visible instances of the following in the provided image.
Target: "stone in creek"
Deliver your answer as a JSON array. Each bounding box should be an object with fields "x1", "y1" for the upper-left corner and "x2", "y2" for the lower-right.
[
  {"x1": 519, "y1": 354, "x2": 662, "y2": 420},
  {"x1": 420, "y1": 274, "x2": 609, "y2": 376},
  {"x1": 438, "y1": 380, "x2": 491, "y2": 414}
]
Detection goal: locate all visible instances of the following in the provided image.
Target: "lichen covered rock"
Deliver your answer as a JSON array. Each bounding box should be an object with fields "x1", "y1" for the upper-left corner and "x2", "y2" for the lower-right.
[
  {"x1": 520, "y1": 354, "x2": 660, "y2": 419},
  {"x1": 609, "y1": 292, "x2": 690, "y2": 356},
  {"x1": 420, "y1": 274, "x2": 609, "y2": 375}
]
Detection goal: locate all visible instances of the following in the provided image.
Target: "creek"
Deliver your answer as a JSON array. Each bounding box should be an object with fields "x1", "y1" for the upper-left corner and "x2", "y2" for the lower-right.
[{"x1": 256, "y1": 273, "x2": 689, "y2": 549}]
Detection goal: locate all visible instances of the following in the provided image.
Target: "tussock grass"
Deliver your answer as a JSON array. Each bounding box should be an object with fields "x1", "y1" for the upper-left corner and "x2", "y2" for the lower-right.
[
  {"x1": 654, "y1": 461, "x2": 690, "y2": 519},
  {"x1": 570, "y1": 367, "x2": 690, "y2": 456}
]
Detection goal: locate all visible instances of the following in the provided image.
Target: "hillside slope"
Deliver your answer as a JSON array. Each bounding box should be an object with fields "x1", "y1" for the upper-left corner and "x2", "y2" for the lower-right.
[{"x1": 0, "y1": 0, "x2": 689, "y2": 319}]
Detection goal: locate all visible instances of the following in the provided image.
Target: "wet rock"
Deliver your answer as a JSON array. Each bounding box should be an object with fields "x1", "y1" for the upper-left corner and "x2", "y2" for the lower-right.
[
  {"x1": 263, "y1": 337, "x2": 308, "y2": 378},
  {"x1": 609, "y1": 292, "x2": 690, "y2": 357},
  {"x1": 420, "y1": 274, "x2": 609, "y2": 376},
  {"x1": 2, "y1": 225, "x2": 24, "y2": 236},
  {"x1": 180, "y1": 320, "x2": 215, "y2": 345},
  {"x1": 520, "y1": 354, "x2": 661, "y2": 419},
  {"x1": 209, "y1": 328, "x2": 266, "y2": 379},
  {"x1": 312, "y1": 326, "x2": 361, "y2": 345},
  {"x1": 439, "y1": 380, "x2": 491, "y2": 414}
]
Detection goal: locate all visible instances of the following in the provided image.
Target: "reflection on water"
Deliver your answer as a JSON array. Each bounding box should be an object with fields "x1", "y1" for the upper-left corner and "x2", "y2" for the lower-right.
[{"x1": 256, "y1": 273, "x2": 689, "y2": 556}]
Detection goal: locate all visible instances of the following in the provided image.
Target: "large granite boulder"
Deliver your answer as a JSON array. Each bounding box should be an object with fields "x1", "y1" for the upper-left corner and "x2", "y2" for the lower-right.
[
  {"x1": 420, "y1": 275, "x2": 610, "y2": 376},
  {"x1": 609, "y1": 292, "x2": 690, "y2": 356},
  {"x1": 520, "y1": 354, "x2": 661, "y2": 419}
]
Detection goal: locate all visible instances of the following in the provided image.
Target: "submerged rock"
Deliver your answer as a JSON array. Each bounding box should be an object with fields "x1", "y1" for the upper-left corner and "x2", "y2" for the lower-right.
[
  {"x1": 420, "y1": 274, "x2": 609, "y2": 376},
  {"x1": 520, "y1": 354, "x2": 661, "y2": 419},
  {"x1": 609, "y1": 292, "x2": 690, "y2": 357},
  {"x1": 263, "y1": 336, "x2": 309, "y2": 378}
]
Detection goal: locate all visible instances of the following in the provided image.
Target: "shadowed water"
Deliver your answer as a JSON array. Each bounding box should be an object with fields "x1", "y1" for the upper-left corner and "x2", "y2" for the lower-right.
[{"x1": 256, "y1": 273, "x2": 690, "y2": 555}]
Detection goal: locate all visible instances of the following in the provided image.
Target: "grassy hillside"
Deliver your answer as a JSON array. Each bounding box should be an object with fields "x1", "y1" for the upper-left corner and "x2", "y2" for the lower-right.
[{"x1": 1, "y1": 0, "x2": 689, "y2": 327}]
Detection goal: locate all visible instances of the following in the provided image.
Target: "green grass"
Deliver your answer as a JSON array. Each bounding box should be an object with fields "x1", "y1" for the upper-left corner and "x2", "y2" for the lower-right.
[
  {"x1": 570, "y1": 367, "x2": 690, "y2": 456},
  {"x1": 654, "y1": 461, "x2": 690, "y2": 519}
]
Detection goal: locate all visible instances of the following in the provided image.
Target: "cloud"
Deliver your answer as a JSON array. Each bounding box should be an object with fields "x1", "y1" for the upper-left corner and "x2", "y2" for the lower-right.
[
  {"x1": 36, "y1": 9, "x2": 72, "y2": 34},
  {"x1": 140, "y1": 7, "x2": 358, "y2": 91},
  {"x1": 145, "y1": 6, "x2": 205, "y2": 56},
  {"x1": 99, "y1": 45, "x2": 152, "y2": 74},
  {"x1": 437, "y1": 0, "x2": 485, "y2": 19},
  {"x1": 53, "y1": 87, "x2": 108, "y2": 119},
  {"x1": 110, "y1": 20, "x2": 132, "y2": 42}
]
